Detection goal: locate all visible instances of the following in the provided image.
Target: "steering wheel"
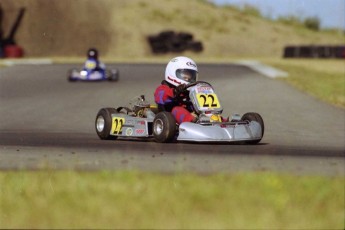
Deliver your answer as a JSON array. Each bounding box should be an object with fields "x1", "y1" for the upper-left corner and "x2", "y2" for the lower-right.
[
  {"x1": 175, "y1": 81, "x2": 213, "y2": 99},
  {"x1": 185, "y1": 81, "x2": 213, "y2": 90}
]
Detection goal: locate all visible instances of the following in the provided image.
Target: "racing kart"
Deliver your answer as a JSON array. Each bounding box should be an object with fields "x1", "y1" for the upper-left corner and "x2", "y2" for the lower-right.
[
  {"x1": 67, "y1": 68, "x2": 119, "y2": 82},
  {"x1": 95, "y1": 81, "x2": 264, "y2": 144}
]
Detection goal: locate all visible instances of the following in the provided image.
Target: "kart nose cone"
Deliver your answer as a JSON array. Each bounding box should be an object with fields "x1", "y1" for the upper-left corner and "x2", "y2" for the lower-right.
[
  {"x1": 177, "y1": 121, "x2": 262, "y2": 142},
  {"x1": 96, "y1": 116, "x2": 105, "y2": 132}
]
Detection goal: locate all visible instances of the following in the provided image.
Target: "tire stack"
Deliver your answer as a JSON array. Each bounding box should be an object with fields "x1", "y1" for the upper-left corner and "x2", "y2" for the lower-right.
[
  {"x1": 283, "y1": 45, "x2": 345, "y2": 59},
  {"x1": 147, "y1": 30, "x2": 203, "y2": 54}
]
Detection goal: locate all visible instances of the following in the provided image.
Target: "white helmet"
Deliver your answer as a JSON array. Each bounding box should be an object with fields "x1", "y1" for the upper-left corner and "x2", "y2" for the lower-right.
[{"x1": 165, "y1": 56, "x2": 198, "y2": 87}]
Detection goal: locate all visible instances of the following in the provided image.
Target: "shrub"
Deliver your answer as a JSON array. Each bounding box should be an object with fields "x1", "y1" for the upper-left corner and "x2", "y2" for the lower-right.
[{"x1": 304, "y1": 16, "x2": 320, "y2": 31}]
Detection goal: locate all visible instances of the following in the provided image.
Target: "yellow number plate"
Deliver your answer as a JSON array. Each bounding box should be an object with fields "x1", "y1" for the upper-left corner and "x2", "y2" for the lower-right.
[
  {"x1": 85, "y1": 60, "x2": 96, "y2": 69},
  {"x1": 111, "y1": 117, "x2": 125, "y2": 134},
  {"x1": 196, "y1": 93, "x2": 221, "y2": 108}
]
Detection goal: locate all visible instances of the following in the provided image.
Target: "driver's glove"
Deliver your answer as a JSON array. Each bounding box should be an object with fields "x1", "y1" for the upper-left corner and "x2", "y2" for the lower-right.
[{"x1": 174, "y1": 84, "x2": 187, "y2": 96}]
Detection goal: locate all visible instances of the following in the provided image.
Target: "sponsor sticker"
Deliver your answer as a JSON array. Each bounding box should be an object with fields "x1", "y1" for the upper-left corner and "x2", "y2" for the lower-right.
[
  {"x1": 135, "y1": 129, "x2": 145, "y2": 135},
  {"x1": 196, "y1": 86, "x2": 213, "y2": 93},
  {"x1": 137, "y1": 120, "x2": 146, "y2": 125},
  {"x1": 186, "y1": 61, "x2": 197, "y2": 68},
  {"x1": 126, "y1": 128, "x2": 133, "y2": 136}
]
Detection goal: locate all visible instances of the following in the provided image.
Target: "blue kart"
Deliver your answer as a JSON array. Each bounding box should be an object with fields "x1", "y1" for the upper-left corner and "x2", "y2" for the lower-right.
[{"x1": 68, "y1": 67, "x2": 119, "y2": 82}]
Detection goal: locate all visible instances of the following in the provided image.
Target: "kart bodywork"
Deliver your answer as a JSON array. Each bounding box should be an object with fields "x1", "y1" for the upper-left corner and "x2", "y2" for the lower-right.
[
  {"x1": 68, "y1": 68, "x2": 119, "y2": 82},
  {"x1": 95, "y1": 81, "x2": 264, "y2": 144}
]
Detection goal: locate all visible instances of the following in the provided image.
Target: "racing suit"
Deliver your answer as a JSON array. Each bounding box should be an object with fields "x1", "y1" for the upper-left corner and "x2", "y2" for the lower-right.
[{"x1": 154, "y1": 80, "x2": 196, "y2": 124}]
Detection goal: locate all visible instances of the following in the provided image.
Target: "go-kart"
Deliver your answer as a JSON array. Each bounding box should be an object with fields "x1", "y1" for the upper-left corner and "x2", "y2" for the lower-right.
[
  {"x1": 95, "y1": 81, "x2": 264, "y2": 144},
  {"x1": 67, "y1": 68, "x2": 119, "y2": 82}
]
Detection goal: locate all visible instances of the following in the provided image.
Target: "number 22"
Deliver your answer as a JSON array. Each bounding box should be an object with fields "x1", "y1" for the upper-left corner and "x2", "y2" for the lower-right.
[
  {"x1": 198, "y1": 94, "x2": 219, "y2": 108},
  {"x1": 111, "y1": 117, "x2": 125, "y2": 134}
]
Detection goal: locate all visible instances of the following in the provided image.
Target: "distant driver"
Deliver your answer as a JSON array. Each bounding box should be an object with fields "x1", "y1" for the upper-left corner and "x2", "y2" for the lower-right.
[{"x1": 83, "y1": 48, "x2": 106, "y2": 72}]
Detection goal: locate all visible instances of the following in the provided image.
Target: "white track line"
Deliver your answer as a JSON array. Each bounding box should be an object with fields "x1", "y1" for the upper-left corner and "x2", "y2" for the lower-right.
[
  {"x1": 237, "y1": 60, "x2": 289, "y2": 78},
  {"x1": 1, "y1": 58, "x2": 53, "y2": 66}
]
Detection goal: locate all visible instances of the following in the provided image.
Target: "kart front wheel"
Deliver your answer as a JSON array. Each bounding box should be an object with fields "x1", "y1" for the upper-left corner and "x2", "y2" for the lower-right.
[
  {"x1": 95, "y1": 108, "x2": 118, "y2": 140},
  {"x1": 153, "y1": 112, "x2": 177, "y2": 143},
  {"x1": 241, "y1": 112, "x2": 264, "y2": 144}
]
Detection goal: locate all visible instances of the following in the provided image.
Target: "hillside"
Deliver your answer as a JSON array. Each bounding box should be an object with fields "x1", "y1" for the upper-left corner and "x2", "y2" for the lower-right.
[{"x1": 1, "y1": 0, "x2": 344, "y2": 59}]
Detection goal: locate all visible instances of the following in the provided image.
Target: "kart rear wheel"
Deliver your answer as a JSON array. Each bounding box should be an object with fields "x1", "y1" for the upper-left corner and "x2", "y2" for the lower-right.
[
  {"x1": 95, "y1": 108, "x2": 118, "y2": 140},
  {"x1": 153, "y1": 112, "x2": 177, "y2": 143},
  {"x1": 67, "y1": 69, "x2": 79, "y2": 82},
  {"x1": 241, "y1": 112, "x2": 264, "y2": 144},
  {"x1": 106, "y1": 69, "x2": 119, "y2": 81}
]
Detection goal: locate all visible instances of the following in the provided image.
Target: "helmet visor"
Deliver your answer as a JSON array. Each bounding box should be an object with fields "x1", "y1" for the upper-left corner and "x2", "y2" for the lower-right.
[{"x1": 176, "y1": 69, "x2": 198, "y2": 83}]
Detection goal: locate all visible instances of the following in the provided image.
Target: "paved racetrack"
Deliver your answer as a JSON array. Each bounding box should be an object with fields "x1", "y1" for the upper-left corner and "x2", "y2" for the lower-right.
[{"x1": 0, "y1": 63, "x2": 344, "y2": 176}]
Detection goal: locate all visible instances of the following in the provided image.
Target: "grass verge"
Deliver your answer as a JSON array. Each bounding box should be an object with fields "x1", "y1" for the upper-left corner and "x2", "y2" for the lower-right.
[
  {"x1": 0, "y1": 171, "x2": 344, "y2": 229},
  {"x1": 262, "y1": 58, "x2": 345, "y2": 108}
]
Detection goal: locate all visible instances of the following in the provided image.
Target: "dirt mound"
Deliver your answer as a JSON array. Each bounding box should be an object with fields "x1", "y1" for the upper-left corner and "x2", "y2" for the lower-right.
[
  {"x1": 1, "y1": 0, "x2": 343, "y2": 58},
  {"x1": 1, "y1": 0, "x2": 116, "y2": 57}
]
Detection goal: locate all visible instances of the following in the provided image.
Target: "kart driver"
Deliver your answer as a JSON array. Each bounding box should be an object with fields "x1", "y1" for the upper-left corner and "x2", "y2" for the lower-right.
[
  {"x1": 83, "y1": 48, "x2": 106, "y2": 72},
  {"x1": 154, "y1": 56, "x2": 199, "y2": 124}
]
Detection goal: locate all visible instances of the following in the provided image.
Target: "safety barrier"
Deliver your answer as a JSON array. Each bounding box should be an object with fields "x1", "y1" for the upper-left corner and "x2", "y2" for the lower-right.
[
  {"x1": 283, "y1": 45, "x2": 345, "y2": 58},
  {"x1": 147, "y1": 30, "x2": 203, "y2": 54}
]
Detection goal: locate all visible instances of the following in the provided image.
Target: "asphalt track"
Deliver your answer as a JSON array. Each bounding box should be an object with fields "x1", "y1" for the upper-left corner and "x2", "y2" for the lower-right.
[{"x1": 0, "y1": 63, "x2": 344, "y2": 176}]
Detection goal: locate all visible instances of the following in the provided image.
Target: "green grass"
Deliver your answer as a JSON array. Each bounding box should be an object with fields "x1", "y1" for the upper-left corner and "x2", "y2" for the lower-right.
[
  {"x1": 0, "y1": 171, "x2": 344, "y2": 229},
  {"x1": 263, "y1": 59, "x2": 345, "y2": 108}
]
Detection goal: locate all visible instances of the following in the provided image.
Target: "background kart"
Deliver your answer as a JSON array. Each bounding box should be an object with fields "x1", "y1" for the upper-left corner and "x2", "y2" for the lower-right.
[
  {"x1": 95, "y1": 81, "x2": 264, "y2": 144},
  {"x1": 67, "y1": 68, "x2": 119, "y2": 82}
]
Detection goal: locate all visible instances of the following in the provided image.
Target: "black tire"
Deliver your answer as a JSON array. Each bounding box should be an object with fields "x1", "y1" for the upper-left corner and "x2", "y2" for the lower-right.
[
  {"x1": 188, "y1": 41, "x2": 203, "y2": 52},
  {"x1": 67, "y1": 69, "x2": 78, "y2": 82},
  {"x1": 68, "y1": 76, "x2": 77, "y2": 82},
  {"x1": 150, "y1": 42, "x2": 169, "y2": 53},
  {"x1": 241, "y1": 112, "x2": 264, "y2": 144},
  {"x1": 168, "y1": 38, "x2": 187, "y2": 52},
  {"x1": 153, "y1": 112, "x2": 177, "y2": 143},
  {"x1": 283, "y1": 46, "x2": 297, "y2": 58},
  {"x1": 106, "y1": 69, "x2": 119, "y2": 81},
  {"x1": 158, "y1": 30, "x2": 175, "y2": 40},
  {"x1": 147, "y1": 35, "x2": 163, "y2": 44},
  {"x1": 95, "y1": 108, "x2": 118, "y2": 140},
  {"x1": 177, "y1": 32, "x2": 193, "y2": 42}
]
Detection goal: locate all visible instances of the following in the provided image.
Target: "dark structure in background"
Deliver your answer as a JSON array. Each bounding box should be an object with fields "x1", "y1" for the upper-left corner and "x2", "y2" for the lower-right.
[
  {"x1": 147, "y1": 30, "x2": 203, "y2": 54},
  {"x1": 283, "y1": 45, "x2": 345, "y2": 59},
  {"x1": 0, "y1": 5, "x2": 25, "y2": 58},
  {"x1": 0, "y1": 4, "x2": 3, "y2": 57}
]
